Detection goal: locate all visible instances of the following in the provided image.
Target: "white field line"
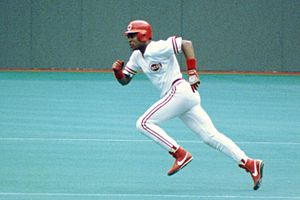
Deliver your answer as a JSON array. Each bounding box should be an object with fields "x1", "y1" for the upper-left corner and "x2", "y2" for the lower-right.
[
  {"x1": 0, "y1": 192, "x2": 299, "y2": 199},
  {"x1": 0, "y1": 137, "x2": 299, "y2": 145}
]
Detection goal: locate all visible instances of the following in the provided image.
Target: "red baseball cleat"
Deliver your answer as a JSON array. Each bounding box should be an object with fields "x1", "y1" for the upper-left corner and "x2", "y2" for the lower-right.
[
  {"x1": 239, "y1": 158, "x2": 264, "y2": 190},
  {"x1": 168, "y1": 146, "x2": 193, "y2": 176}
]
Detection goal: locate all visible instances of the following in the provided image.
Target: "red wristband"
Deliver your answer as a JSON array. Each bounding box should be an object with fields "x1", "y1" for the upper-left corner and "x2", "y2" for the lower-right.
[
  {"x1": 114, "y1": 70, "x2": 125, "y2": 79},
  {"x1": 186, "y1": 58, "x2": 197, "y2": 70}
]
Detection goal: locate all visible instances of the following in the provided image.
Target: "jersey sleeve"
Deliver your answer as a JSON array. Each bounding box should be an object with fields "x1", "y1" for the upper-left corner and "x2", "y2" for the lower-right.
[
  {"x1": 146, "y1": 36, "x2": 182, "y2": 59},
  {"x1": 123, "y1": 51, "x2": 140, "y2": 77},
  {"x1": 169, "y1": 36, "x2": 182, "y2": 55}
]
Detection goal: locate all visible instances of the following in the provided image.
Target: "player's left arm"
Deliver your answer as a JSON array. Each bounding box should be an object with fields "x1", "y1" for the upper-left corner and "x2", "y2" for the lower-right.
[{"x1": 181, "y1": 40, "x2": 200, "y2": 92}]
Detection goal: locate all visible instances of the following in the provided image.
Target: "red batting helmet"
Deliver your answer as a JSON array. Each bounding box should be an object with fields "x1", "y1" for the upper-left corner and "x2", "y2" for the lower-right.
[{"x1": 124, "y1": 20, "x2": 152, "y2": 42}]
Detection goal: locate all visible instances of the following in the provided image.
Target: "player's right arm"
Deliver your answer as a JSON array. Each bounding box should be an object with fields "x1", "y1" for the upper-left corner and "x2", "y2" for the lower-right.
[{"x1": 112, "y1": 60, "x2": 132, "y2": 85}]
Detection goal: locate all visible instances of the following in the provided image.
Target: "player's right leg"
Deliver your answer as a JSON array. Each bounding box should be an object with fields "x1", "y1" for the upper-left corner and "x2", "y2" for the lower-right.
[
  {"x1": 239, "y1": 158, "x2": 264, "y2": 190},
  {"x1": 180, "y1": 104, "x2": 264, "y2": 190},
  {"x1": 180, "y1": 105, "x2": 248, "y2": 162}
]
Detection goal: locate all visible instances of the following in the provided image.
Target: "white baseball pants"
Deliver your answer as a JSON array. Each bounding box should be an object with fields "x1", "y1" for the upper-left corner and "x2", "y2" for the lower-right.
[{"x1": 136, "y1": 79, "x2": 248, "y2": 163}]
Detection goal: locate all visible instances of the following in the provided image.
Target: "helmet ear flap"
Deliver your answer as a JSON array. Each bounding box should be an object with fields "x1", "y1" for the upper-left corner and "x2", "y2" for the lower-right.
[{"x1": 137, "y1": 32, "x2": 146, "y2": 42}]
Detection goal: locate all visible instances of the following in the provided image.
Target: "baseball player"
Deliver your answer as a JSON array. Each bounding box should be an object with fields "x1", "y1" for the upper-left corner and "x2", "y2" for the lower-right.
[{"x1": 112, "y1": 20, "x2": 264, "y2": 190}]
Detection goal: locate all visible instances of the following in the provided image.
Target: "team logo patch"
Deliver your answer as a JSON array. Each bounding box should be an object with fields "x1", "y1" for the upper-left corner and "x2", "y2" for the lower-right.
[
  {"x1": 127, "y1": 24, "x2": 133, "y2": 31},
  {"x1": 150, "y1": 63, "x2": 162, "y2": 72}
]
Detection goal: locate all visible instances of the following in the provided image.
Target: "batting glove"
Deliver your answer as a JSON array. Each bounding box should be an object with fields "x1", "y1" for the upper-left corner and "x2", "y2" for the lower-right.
[{"x1": 188, "y1": 69, "x2": 200, "y2": 92}]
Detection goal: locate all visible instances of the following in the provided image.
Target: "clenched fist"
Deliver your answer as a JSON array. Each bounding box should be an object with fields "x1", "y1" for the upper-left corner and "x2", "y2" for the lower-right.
[{"x1": 112, "y1": 60, "x2": 125, "y2": 79}]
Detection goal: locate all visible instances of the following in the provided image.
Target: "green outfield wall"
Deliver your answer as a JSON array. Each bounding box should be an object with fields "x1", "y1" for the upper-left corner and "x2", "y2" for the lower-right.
[{"x1": 1, "y1": 0, "x2": 299, "y2": 72}]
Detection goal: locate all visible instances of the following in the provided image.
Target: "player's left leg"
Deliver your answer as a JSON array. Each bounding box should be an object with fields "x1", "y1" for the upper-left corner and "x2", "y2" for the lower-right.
[
  {"x1": 136, "y1": 80, "x2": 192, "y2": 152},
  {"x1": 136, "y1": 80, "x2": 193, "y2": 175},
  {"x1": 136, "y1": 91, "x2": 183, "y2": 152}
]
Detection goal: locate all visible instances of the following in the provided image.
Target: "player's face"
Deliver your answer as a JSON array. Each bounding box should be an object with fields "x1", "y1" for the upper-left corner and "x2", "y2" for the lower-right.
[{"x1": 127, "y1": 33, "x2": 143, "y2": 51}]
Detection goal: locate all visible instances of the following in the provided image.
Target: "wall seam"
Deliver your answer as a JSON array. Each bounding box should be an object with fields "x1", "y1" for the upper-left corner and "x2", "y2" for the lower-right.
[
  {"x1": 280, "y1": 0, "x2": 284, "y2": 71},
  {"x1": 30, "y1": 0, "x2": 33, "y2": 68}
]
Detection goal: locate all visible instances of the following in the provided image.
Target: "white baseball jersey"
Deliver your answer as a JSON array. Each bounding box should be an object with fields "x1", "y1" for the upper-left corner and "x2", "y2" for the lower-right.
[{"x1": 124, "y1": 36, "x2": 183, "y2": 97}]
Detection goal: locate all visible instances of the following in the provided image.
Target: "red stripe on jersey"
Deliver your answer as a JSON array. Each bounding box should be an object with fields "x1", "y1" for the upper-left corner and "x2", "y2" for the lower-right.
[
  {"x1": 124, "y1": 66, "x2": 137, "y2": 75},
  {"x1": 172, "y1": 36, "x2": 179, "y2": 54}
]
